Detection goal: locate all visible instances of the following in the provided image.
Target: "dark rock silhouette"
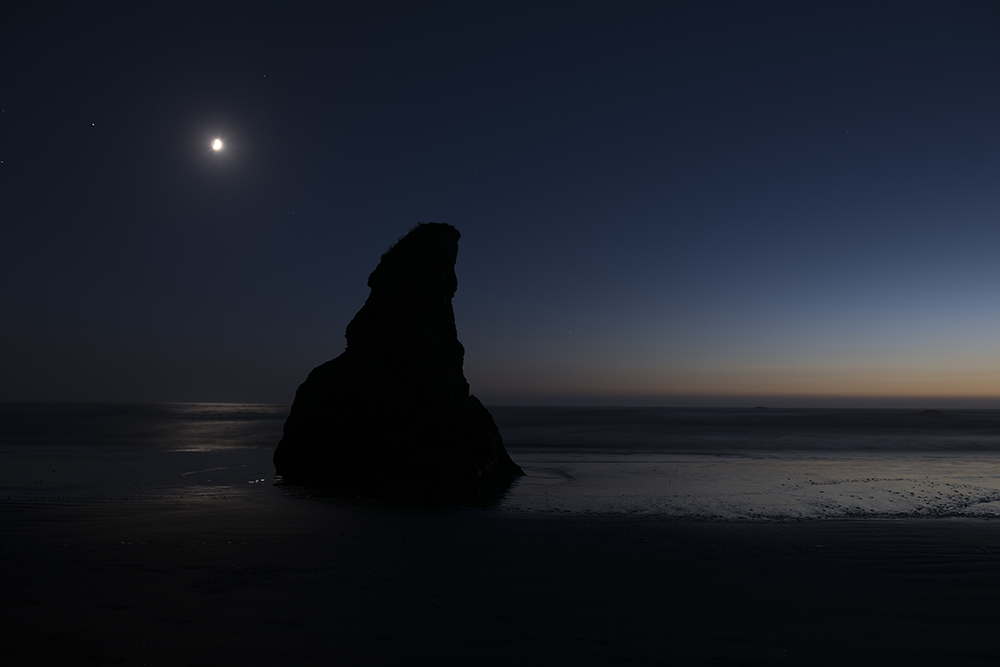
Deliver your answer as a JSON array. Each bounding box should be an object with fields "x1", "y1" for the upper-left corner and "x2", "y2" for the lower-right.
[{"x1": 274, "y1": 222, "x2": 523, "y2": 500}]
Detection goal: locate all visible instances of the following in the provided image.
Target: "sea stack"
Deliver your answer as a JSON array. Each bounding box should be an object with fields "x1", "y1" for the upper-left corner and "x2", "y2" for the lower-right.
[{"x1": 274, "y1": 223, "x2": 523, "y2": 498}]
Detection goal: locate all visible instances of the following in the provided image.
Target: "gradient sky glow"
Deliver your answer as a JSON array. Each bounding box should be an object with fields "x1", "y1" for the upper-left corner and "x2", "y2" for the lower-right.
[{"x1": 2, "y1": 1, "x2": 999, "y2": 407}]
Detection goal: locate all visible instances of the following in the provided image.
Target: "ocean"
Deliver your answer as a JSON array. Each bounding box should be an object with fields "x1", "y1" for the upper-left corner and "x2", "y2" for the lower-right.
[
  {"x1": 6, "y1": 403, "x2": 1000, "y2": 666},
  {"x1": 5, "y1": 402, "x2": 1000, "y2": 520}
]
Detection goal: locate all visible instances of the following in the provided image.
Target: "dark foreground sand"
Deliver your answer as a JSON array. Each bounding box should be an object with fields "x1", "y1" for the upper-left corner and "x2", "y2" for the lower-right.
[{"x1": 4, "y1": 496, "x2": 1000, "y2": 666}]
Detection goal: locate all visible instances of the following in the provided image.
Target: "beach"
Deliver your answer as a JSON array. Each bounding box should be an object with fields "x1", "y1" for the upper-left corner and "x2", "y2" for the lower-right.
[
  {"x1": 10, "y1": 2, "x2": 1000, "y2": 663},
  {"x1": 4, "y1": 404, "x2": 1000, "y2": 665},
  {"x1": 6, "y1": 498, "x2": 1000, "y2": 666}
]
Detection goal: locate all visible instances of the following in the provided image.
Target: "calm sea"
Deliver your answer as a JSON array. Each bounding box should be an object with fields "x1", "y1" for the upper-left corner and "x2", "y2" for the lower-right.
[{"x1": 4, "y1": 403, "x2": 1000, "y2": 519}]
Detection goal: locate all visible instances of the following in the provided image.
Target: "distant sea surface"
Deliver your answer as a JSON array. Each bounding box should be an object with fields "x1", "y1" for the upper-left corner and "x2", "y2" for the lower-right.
[{"x1": 4, "y1": 403, "x2": 1000, "y2": 520}]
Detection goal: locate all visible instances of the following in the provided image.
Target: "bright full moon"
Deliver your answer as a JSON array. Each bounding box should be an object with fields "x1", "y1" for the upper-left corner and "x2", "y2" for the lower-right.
[{"x1": 212, "y1": 138, "x2": 223, "y2": 151}]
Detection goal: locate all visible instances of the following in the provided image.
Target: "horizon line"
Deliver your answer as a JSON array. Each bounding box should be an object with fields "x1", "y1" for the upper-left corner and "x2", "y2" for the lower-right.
[{"x1": 2, "y1": 397, "x2": 1000, "y2": 410}]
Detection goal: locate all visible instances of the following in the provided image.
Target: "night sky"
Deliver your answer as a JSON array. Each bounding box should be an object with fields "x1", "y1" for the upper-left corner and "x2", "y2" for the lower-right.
[{"x1": 3, "y1": 1, "x2": 999, "y2": 407}]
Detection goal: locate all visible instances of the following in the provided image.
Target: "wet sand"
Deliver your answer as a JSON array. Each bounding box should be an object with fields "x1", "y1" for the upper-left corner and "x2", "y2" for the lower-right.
[{"x1": 4, "y1": 496, "x2": 1000, "y2": 666}]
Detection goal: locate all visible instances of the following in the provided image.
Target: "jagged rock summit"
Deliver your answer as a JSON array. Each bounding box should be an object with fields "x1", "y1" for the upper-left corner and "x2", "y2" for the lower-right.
[{"x1": 274, "y1": 222, "x2": 523, "y2": 499}]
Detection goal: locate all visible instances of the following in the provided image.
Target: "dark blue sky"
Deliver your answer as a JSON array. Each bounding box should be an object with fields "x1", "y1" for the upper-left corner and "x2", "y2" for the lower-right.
[{"x1": 3, "y1": 1, "x2": 999, "y2": 406}]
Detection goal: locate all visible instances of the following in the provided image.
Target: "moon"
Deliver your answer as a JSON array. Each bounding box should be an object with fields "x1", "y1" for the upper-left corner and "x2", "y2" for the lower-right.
[{"x1": 212, "y1": 138, "x2": 223, "y2": 151}]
